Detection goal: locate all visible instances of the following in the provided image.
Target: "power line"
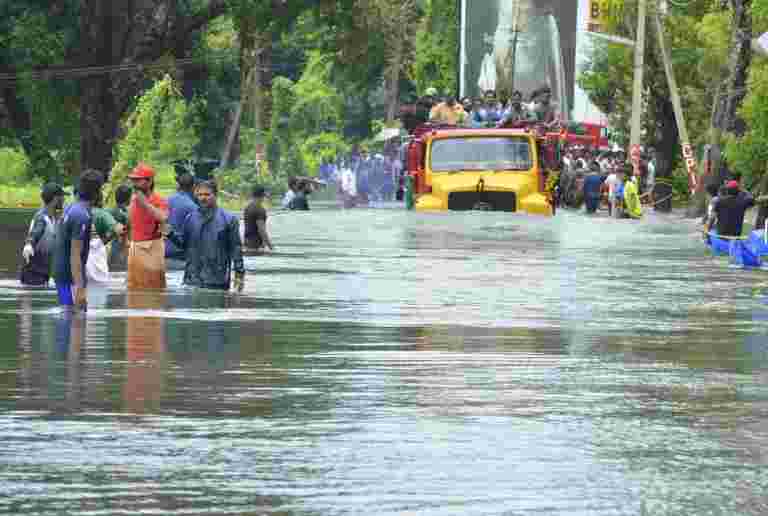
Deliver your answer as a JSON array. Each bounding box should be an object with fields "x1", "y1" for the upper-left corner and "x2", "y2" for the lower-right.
[{"x1": 0, "y1": 55, "x2": 287, "y2": 83}]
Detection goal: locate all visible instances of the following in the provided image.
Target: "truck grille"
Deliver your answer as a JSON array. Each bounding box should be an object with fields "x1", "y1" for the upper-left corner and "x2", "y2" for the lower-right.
[{"x1": 447, "y1": 192, "x2": 517, "y2": 212}]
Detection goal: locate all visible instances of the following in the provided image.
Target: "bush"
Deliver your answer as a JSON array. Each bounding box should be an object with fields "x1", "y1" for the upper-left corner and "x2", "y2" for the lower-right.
[{"x1": 0, "y1": 147, "x2": 31, "y2": 185}]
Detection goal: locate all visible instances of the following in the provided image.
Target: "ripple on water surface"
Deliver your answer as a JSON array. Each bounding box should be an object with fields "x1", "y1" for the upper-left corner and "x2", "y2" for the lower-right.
[{"x1": 1, "y1": 208, "x2": 768, "y2": 515}]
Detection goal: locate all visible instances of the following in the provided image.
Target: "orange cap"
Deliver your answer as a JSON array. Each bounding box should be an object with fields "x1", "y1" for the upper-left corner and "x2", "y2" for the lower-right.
[{"x1": 128, "y1": 163, "x2": 155, "y2": 179}]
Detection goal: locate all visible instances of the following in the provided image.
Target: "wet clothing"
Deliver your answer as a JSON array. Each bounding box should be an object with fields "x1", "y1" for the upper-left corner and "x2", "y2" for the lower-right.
[
  {"x1": 87, "y1": 208, "x2": 117, "y2": 284},
  {"x1": 53, "y1": 201, "x2": 92, "y2": 288},
  {"x1": 107, "y1": 206, "x2": 129, "y2": 270},
  {"x1": 128, "y1": 238, "x2": 166, "y2": 289},
  {"x1": 582, "y1": 173, "x2": 604, "y2": 214},
  {"x1": 243, "y1": 201, "x2": 268, "y2": 249},
  {"x1": 166, "y1": 191, "x2": 197, "y2": 260},
  {"x1": 168, "y1": 207, "x2": 245, "y2": 290},
  {"x1": 281, "y1": 190, "x2": 295, "y2": 209},
  {"x1": 129, "y1": 192, "x2": 168, "y2": 242},
  {"x1": 57, "y1": 283, "x2": 75, "y2": 306},
  {"x1": 92, "y1": 208, "x2": 117, "y2": 241},
  {"x1": 289, "y1": 192, "x2": 309, "y2": 211},
  {"x1": 714, "y1": 192, "x2": 755, "y2": 237},
  {"x1": 623, "y1": 179, "x2": 643, "y2": 219},
  {"x1": 20, "y1": 208, "x2": 57, "y2": 286},
  {"x1": 128, "y1": 192, "x2": 168, "y2": 290}
]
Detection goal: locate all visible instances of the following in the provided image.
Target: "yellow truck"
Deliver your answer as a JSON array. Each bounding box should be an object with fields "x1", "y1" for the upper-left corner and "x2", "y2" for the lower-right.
[{"x1": 405, "y1": 124, "x2": 557, "y2": 216}]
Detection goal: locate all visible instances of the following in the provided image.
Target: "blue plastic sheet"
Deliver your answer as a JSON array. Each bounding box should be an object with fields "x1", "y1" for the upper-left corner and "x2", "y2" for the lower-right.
[
  {"x1": 729, "y1": 239, "x2": 762, "y2": 268},
  {"x1": 748, "y1": 230, "x2": 768, "y2": 256},
  {"x1": 707, "y1": 232, "x2": 731, "y2": 255},
  {"x1": 707, "y1": 232, "x2": 762, "y2": 267}
]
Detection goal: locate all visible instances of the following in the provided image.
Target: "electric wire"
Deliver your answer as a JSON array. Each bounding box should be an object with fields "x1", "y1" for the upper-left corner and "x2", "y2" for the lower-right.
[{"x1": 0, "y1": 55, "x2": 284, "y2": 83}]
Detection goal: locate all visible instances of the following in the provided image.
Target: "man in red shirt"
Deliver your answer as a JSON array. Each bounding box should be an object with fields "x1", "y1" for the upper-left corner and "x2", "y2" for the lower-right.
[{"x1": 127, "y1": 163, "x2": 169, "y2": 289}]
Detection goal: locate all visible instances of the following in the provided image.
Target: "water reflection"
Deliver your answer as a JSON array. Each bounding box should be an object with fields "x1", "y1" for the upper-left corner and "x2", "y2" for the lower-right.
[
  {"x1": 2, "y1": 208, "x2": 768, "y2": 515},
  {"x1": 124, "y1": 290, "x2": 166, "y2": 414}
]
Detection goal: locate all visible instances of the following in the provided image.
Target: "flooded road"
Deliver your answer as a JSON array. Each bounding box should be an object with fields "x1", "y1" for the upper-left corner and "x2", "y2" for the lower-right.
[{"x1": 1, "y1": 206, "x2": 767, "y2": 515}]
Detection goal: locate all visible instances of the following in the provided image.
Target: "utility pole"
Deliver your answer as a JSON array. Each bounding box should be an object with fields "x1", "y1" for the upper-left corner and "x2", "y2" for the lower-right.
[
  {"x1": 653, "y1": 9, "x2": 697, "y2": 194},
  {"x1": 508, "y1": 1, "x2": 522, "y2": 97},
  {"x1": 629, "y1": 0, "x2": 647, "y2": 177}
]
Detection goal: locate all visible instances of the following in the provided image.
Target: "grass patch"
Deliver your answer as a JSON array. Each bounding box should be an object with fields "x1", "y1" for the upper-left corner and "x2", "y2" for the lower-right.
[{"x1": 0, "y1": 185, "x2": 44, "y2": 209}]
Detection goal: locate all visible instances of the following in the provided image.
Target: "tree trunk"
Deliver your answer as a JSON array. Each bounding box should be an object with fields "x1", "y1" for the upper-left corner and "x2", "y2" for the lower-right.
[
  {"x1": 384, "y1": 49, "x2": 403, "y2": 123},
  {"x1": 78, "y1": 0, "x2": 226, "y2": 178},
  {"x1": 79, "y1": 77, "x2": 122, "y2": 176},
  {"x1": 251, "y1": 31, "x2": 271, "y2": 164},
  {"x1": 653, "y1": 97, "x2": 677, "y2": 212},
  {"x1": 220, "y1": 99, "x2": 245, "y2": 169}
]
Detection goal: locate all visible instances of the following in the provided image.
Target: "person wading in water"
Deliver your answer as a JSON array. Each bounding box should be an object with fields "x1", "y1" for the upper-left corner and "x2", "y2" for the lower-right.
[
  {"x1": 165, "y1": 171, "x2": 198, "y2": 270},
  {"x1": 243, "y1": 185, "x2": 274, "y2": 253},
  {"x1": 167, "y1": 180, "x2": 245, "y2": 291},
  {"x1": 20, "y1": 183, "x2": 68, "y2": 287},
  {"x1": 706, "y1": 180, "x2": 755, "y2": 238},
  {"x1": 127, "y1": 163, "x2": 169, "y2": 290},
  {"x1": 53, "y1": 169, "x2": 104, "y2": 310}
]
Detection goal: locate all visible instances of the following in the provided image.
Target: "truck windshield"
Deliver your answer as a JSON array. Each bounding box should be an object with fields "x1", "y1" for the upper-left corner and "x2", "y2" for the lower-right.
[{"x1": 430, "y1": 137, "x2": 532, "y2": 172}]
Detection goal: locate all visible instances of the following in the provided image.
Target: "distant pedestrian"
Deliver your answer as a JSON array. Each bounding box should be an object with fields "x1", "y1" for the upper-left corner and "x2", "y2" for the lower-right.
[
  {"x1": 127, "y1": 163, "x2": 168, "y2": 290},
  {"x1": 288, "y1": 180, "x2": 311, "y2": 211},
  {"x1": 53, "y1": 169, "x2": 104, "y2": 310},
  {"x1": 20, "y1": 183, "x2": 68, "y2": 287},
  {"x1": 605, "y1": 168, "x2": 621, "y2": 217},
  {"x1": 582, "y1": 169, "x2": 604, "y2": 214},
  {"x1": 623, "y1": 173, "x2": 643, "y2": 219},
  {"x1": 281, "y1": 176, "x2": 299, "y2": 209},
  {"x1": 612, "y1": 170, "x2": 626, "y2": 219},
  {"x1": 243, "y1": 185, "x2": 274, "y2": 253},
  {"x1": 167, "y1": 180, "x2": 245, "y2": 291}
]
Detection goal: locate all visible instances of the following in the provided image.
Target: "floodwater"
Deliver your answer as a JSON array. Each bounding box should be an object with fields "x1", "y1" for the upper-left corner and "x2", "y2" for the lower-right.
[{"x1": 1, "y1": 205, "x2": 767, "y2": 515}]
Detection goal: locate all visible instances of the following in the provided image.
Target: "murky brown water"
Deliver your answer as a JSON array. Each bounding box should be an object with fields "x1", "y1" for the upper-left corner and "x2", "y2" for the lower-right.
[{"x1": 1, "y1": 206, "x2": 767, "y2": 515}]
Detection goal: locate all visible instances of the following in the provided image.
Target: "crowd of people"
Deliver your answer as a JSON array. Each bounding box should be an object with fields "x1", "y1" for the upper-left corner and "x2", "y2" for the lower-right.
[
  {"x1": 19, "y1": 164, "x2": 276, "y2": 310},
  {"x1": 557, "y1": 146, "x2": 657, "y2": 220},
  {"x1": 312, "y1": 144, "x2": 404, "y2": 208},
  {"x1": 400, "y1": 86, "x2": 558, "y2": 133}
]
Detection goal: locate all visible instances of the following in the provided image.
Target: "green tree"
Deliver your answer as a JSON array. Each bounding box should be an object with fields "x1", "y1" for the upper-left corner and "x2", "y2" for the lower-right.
[
  {"x1": 108, "y1": 75, "x2": 201, "y2": 199},
  {"x1": 412, "y1": 0, "x2": 458, "y2": 95}
]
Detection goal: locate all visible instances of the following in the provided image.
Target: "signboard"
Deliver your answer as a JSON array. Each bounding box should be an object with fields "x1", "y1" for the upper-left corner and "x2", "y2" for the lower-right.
[
  {"x1": 459, "y1": 0, "x2": 577, "y2": 117},
  {"x1": 682, "y1": 142, "x2": 698, "y2": 193},
  {"x1": 588, "y1": 0, "x2": 603, "y2": 33}
]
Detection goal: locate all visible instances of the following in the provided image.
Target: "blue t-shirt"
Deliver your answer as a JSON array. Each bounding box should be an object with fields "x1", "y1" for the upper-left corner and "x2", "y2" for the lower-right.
[
  {"x1": 166, "y1": 191, "x2": 198, "y2": 260},
  {"x1": 582, "y1": 174, "x2": 604, "y2": 198},
  {"x1": 614, "y1": 183, "x2": 625, "y2": 200},
  {"x1": 53, "y1": 201, "x2": 92, "y2": 286}
]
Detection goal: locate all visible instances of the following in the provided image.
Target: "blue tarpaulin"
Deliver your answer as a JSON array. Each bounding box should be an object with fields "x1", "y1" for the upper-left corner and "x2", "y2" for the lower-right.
[
  {"x1": 707, "y1": 232, "x2": 731, "y2": 255},
  {"x1": 729, "y1": 239, "x2": 762, "y2": 267},
  {"x1": 748, "y1": 230, "x2": 768, "y2": 256},
  {"x1": 707, "y1": 232, "x2": 762, "y2": 267}
]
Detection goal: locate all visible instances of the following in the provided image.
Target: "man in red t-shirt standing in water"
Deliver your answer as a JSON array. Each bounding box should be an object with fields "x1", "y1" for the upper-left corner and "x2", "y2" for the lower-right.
[{"x1": 127, "y1": 163, "x2": 169, "y2": 289}]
